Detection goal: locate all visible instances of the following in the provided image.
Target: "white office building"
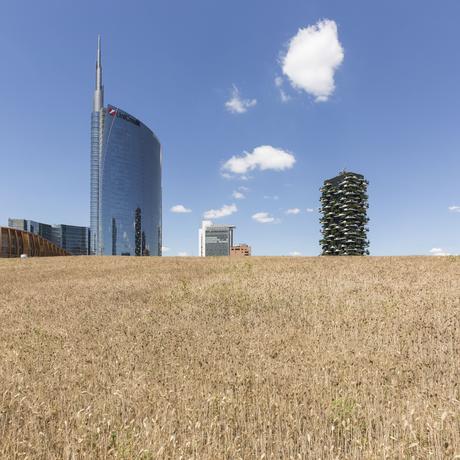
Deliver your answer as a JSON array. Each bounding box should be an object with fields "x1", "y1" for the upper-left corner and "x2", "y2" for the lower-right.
[{"x1": 199, "y1": 221, "x2": 235, "y2": 257}]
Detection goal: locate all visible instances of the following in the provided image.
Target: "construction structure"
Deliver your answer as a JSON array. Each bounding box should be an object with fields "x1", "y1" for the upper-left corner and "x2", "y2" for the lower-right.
[
  {"x1": 199, "y1": 221, "x2": 235, "y2": 256},
  {"x1": 0, "y1": 227, "x2": 69, "y2": 258},
  {"x1": 230, "y1": 244, "x2": 252, "y2": 257},
  {"x1": 319, "y1": 171, "x2": 369, "y2": 256}
]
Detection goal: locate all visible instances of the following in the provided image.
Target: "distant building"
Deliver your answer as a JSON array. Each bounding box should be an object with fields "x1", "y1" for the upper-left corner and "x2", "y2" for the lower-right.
[
  {"x1": 1, "y1": 227, "x2": 68, "y2": 258},
  {"x1": 52, "y1": 225, "x2": 91, "y2": 256},
  {"x1": 8, "y1": 219, "x2": 54, "y2": 242},
  {"x1": 319, "y1": 171, "x2": 369, "y2": 256},
  {"x1": 230, "y1": 244, "x2": 251, "y2": 257},
  {"x1": 199, "y1": 221, "x2": 235, "y2": 256},
  {"x1": 8, "y1": 219, "x2": 90, "y2": 255}
]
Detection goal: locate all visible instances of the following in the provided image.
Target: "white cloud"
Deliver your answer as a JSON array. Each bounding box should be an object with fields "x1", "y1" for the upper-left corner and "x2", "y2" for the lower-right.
[
  {"x1": 223, "y1": 145, "x2": 295, "y2": 175},
  {"x1": 274, "y1": 76, "x2": 291, "y2": 102},
  {"x1": 289, "y1": 251, "x2": 302, "y2": 256},
  {"x1": 225, "y1": 85, "x2": 257, "y2": 114},
  {"x1": 178, "y1": 252, "x2": 188, "y2": 257},
  {"x1": 161, "y1": 246, "x2": 170, "y2": 252},
  {"x1": 281, "y1": 19, "x2": 344, "y2": 102},
  {"x1": 204, "y1": 203, "x2": 237, "y2": 219},
  {"x1": 286, "y1": 208, "x2": 301, "y2": 215},
  {"x1": 429, "y1": 247, "x2": 451, "y2": 256},
  {"x1": 252, "y1": 212, "x2": 279, "y2": 224},
  {"x1": 221, "y1": 171, "x2": 252, "y2": 181},
  {"x1": 171, "y1": 204, "x2": 192, "y2": 213},
  {"x1": 306, "y1": 208, "x2": 314, "y2": 213},
  {"x1": 232, "y1": 191, "x2": 245, "y2": 200},
  {"x1": 448, "y1": 205, "x2": 460, "y2": 212},
  {"x1": 264, "y1": 195, "x2": 279, "y2": 200},
  {"x1": 280, "y1": 89, "x2": 291, "y2": 102}
]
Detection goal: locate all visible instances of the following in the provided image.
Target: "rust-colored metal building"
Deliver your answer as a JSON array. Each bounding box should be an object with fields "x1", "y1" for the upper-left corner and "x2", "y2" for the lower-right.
[
  {"x1": 0, "y1": 227, "x2": 69, "y2": 258},
  {"x1": 230, "y1": 244, "x2": 252, "y2": 257}
]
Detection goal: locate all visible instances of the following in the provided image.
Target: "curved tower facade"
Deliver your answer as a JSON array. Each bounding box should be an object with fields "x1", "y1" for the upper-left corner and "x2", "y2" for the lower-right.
[{"x1": 90, "y1": 38, "x2": 162, "y2": 256}]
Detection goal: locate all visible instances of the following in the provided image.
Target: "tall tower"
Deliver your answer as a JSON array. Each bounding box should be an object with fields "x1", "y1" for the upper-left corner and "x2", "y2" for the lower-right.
[
  {"x1": 319, "y1": 171, "x2": 369, "y2": 255},
  {"x1": 90, "y1": 36, "x2": 104, "y2": 254},
  {"x1": 89, "y1": 36, "x2": 162, "y2": 256}
]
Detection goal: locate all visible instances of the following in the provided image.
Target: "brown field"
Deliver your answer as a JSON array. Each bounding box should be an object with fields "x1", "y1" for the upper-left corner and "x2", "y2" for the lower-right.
[{"x1": 0, "y1": 256, "x2": 459, "y2": 459}]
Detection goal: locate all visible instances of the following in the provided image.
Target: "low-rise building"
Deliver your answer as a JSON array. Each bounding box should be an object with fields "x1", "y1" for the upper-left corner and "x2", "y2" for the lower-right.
[
  {"x1": 230, "y1": 244, "x2": 251, "y2": 256},
  {"x1": 0, "y1": 227, "x2": 69, "y2": 257}
]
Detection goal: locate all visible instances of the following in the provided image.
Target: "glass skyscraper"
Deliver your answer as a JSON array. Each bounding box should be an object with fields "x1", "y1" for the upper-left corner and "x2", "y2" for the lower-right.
[{"x1": 90, "y1": 37, "x2": 162, "y2": 256}]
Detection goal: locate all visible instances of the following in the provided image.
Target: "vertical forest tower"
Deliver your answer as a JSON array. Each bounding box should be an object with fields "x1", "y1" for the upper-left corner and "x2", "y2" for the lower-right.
[{"x1": 320, "y1": 171, "x2": 369, "y2": 255}]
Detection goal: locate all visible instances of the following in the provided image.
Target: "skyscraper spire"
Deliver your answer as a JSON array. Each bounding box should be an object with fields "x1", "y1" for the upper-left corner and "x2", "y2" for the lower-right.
[{"x1": 93, "y1": 35, "x2": 104, "y2": 112}]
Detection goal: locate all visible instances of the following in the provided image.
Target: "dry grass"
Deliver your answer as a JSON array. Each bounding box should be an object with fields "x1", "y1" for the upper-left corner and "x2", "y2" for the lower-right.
[{"x1": 0, "y1": 256, "x2": 459, "y2": 459}]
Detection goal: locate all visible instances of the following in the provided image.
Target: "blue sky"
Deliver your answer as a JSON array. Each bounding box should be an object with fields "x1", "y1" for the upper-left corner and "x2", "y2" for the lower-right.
[{"x1": 1, "y1": 0, "x2": 459, "y2": 256}]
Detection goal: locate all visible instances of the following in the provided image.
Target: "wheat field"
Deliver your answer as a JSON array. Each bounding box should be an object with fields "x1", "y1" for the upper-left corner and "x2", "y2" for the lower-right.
[{"x1": 0, "y1": 256, "x2": 459, "y2": 459}]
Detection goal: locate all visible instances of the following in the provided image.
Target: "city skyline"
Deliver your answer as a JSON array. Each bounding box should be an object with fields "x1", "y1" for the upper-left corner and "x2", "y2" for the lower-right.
[{"x1": 0, "y1": 0, "x2": 459, "y2": 256}]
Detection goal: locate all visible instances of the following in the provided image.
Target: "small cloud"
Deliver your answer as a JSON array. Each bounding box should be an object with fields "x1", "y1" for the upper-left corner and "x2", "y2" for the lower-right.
[
  {"x1": 178, "y1": 252, "x2": 188, "y2": 257},
  {"x1": 221, "y1": 171, "x2": 252, "y2": 181},
  {"x1": 223, "y1": 145, "x2": 295, "y2": 175},
  {"x1": 171, "y1": 204, "x2": 192, "y2": 213},
  {"x1": 281, "y1": 19, "x2": 344, "y2": 102},
  {"x1": 238, "y1": 186, "x2": 250, "y2": 192},
  {"x1": 289, "y1": 251, "x2": 302, "y2": 256},
  {"x1": 264, "y1": 195, "x2": 279, "y2": 200},
  {"x1": 279, "y1": 89, "x2": 291, "y2": 103},
  {"x1": 204, "y1": 203, "x2": 237, "y2": 219},
  {"x1": 286, "y1": 208, "x2": 301, "y2": 215},
  {"x1": 429, "y1": 247, "x2": 451, "y2": 256},
  {"x1": 448, "y1": 205, "x2": 460, "y2": 213},
  {"x1": 252, "y1": 212, "x2": 279, "y2": 224},
  {"x1": 225, "y1": 85, "x2": 257, "y2": 114},
  {"x1": 306, "y1": 208, "x2": 315, "y2": 213},
  {"x1": 161, "y1": 246, "x2": 170, "y2": 252},
  {"x1": 274, "y1": 76, "x2": 291, "y2": 102},
  {"x1": 232, "y1": 190, "x2": 245, "y2": 200}
]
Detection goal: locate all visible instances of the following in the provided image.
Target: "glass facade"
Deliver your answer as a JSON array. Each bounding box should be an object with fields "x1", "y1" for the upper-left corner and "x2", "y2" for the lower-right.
[
  {"x1": 53, "y1": 225, "x2": 90, "y2": 256},
  {"x1": 9, "y1": 219, "x2": 53, "y2": 244},
  {"x1": 204, "y1": 225, "x2": 234, "y2": 256},
  {"x1": 8, "y1": 219, "x2": 27, "y2": 232},
  {"x1": 92, "y1": 105, "x2": 162, "y2": 256},
  {"x1": 90, "y1": 111, "x2": 103, "y2": 254},
  {"x1": 8, "y1": 219, "x2": 90, "y2": 255}
]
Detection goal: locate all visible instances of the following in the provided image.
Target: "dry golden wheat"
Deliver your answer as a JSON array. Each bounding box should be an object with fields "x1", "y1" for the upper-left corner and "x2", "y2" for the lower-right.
[{"x1": 0, "y1": 256, "x2": 459, "y2": 459}]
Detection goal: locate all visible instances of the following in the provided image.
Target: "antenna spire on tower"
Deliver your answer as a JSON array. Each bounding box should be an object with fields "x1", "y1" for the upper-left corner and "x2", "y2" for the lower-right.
[{"x1": 93, "y1": 35, "x2": 104, "y2": 111}]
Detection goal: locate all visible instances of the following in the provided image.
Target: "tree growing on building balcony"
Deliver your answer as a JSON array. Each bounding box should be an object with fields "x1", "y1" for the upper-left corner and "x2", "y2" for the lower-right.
[{"x1": 319, "y1": 170, "x2": 369, "y2": 255}]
